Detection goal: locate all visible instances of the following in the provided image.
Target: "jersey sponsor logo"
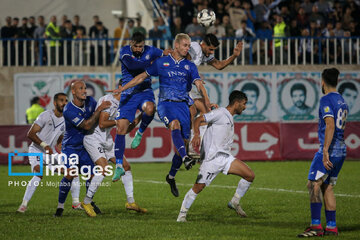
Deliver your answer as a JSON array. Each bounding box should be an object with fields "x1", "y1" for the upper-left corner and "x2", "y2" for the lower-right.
[
  {"x1": 324, "y1": 106, "x2": 330, "y2": 113},
  {"x1": 163, "y1": 62, "x2": 170, "y2": 67},
  {"x1": 72, "y1": 117, "x2": 80, "y2": 123},
  {"x1": 184, "y1": 65, "x2": 189, "y2": 70}
]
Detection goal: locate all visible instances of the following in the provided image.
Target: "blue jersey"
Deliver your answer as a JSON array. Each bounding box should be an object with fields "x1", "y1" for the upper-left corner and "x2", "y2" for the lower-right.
[
  {"x1": 318, "y1": 92, "x2": 348, "y2": 157},
  {"x1": 120, "y1": 45, "x2": 163, "y2": 95},
  {"x1": 145, "y1": 54, "x2": 201, "y2": 102},
  {"x1": 62, "y1": 96, "x2": 97, "y2": 150}
]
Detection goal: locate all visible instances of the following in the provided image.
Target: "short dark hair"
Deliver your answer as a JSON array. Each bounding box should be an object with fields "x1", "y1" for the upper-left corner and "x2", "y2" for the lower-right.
[
  {"x1": 229, "y1": 90, "x2": 247, "y2": 105},
  {"x1": 30, "y1": 96, "x2": 40, "y2": 105},
  {"x1": 132, "y1": 31, "x2": 145, "y2": 43},
  {"x1": 118, "y1": 78, "x2": 123, "y2": 86},
  {"x1": 338, "y1": 82, "x2": 358, "y2": 94},
  {"x1": 54, "y1": 92, "x2": 67, "y2": 101},
  {"x1": 13, "y1": 17, "x2": 19, "y2": 21},
  {"x1": 241, "y1": 82, "x2": 259, "y2": 96},
  {"x1": 203, "y1": 34, "x2": 220, "y2": 47},
  {"x1": 22, "y1": 17, "x2": 28, "y2": 21},
  {"x1": 65, "y1": 20, "x2": 71, "y2": 24},
  {"x1": 291, "y1": 83, "x2": 307, "y2": 96},
  {"x1": 96, "y1": 21, "x2": 103, "y2": 26},
  {"x1": 322, "y1": 68, "x2": 340, "y2": 87}
]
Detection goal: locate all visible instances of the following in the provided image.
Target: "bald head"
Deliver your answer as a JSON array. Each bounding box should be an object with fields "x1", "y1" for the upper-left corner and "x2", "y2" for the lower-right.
[
  {"x1": 71, "y1": 80, "x2": 87, "y2": 101},
  {"x1": 71, "y1": 80, "x2": 85, "y2": 90}
]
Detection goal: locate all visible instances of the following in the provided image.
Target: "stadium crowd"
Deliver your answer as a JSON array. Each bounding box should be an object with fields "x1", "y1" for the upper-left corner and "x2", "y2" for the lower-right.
[{"x1": 1, "y1": 0, "x2": 360, "y2": 66}]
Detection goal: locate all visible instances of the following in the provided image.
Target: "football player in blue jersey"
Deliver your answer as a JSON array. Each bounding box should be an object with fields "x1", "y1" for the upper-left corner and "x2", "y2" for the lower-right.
[
  {"x1": 109, "y1": 33, "x2": 206, "y2": 197},
  {"x1": 298, "y1": 68, "x2": 348, "y2": 237},
  {"x1": 54, "y1": 80, "x2": 111, "y2": 217},
  {"x1": 112, "y1": 32, "x2": 171, "y2": 182}
]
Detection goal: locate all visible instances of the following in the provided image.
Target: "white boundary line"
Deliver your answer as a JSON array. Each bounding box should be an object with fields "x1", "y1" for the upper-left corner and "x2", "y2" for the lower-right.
[{"x1": 133, "y1": 179, "x2": 360, "y2": 198}]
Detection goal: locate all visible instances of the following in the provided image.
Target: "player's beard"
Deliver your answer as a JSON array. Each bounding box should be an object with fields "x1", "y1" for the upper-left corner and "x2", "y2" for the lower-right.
[
  {"x1": 133, "y1": 51, "x2": 141, "y2": 57},
  {"x1": 55, "y1": 104, "x2": 64, "y2": 113}
]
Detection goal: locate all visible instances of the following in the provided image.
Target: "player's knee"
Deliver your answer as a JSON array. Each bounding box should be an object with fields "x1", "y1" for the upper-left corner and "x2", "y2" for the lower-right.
[
  {"x1": 144, "y1": 103, "x2": 155, "y2": 116},
  {"x1": 169, "y1": 120, "x2": 181, "y2": 130},
  {"x1": 246, "y1": 171, "x2": 255, "y2": 182},
  {"x1": 192, "y1": 183, "x2": 205, "y2": 194}
]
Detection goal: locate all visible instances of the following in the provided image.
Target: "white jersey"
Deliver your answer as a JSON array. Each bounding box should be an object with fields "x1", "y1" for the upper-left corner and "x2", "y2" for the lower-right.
[
  {"x1": 189, "y1": 42, "x2": 215, "y2": 66},
  {"x1": 201, "y1": 107, "x2": 234, "y2": 161},
  {"x1": 85, "y1": 94, "x2": 119, "y2": 144},
  {"x1": 29, "y1": 110, "x2": 65, "y2": 153}
]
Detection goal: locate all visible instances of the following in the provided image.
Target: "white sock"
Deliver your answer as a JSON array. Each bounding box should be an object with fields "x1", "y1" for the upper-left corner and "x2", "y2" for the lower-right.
[
  {"x1": 232, "y1": 179, "x2": 252, "y2": 204},
  {"x1": 84, "y1": 175, "x2": 105, "y2": 204},
  {"x1": 22, "y1": 176, "x2": 42, "y2": 206},
  {"x1": 121, "y1": 171, "x2": 134, "y2": 203},
  {"x1": 71, "y1": 176, "x2": 80, "y2": 204},
  {"x1": 199, "y1": 125, "x2": 207, "y2": 142},
  {"x1": 180, "y1": 189, "x2": 198, "y2": 212}
]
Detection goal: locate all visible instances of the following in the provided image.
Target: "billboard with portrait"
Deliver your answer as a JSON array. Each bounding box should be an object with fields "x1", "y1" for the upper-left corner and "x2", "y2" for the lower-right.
[
  {"x1": 337, "y1": 72, "x2": 360, "y2": 121},
  {"x1": 277, "y1": 72, "x2": 320, "y2": 121},
  {"x1": 228, "y1": 72, "x2": 272, "y2": 121}
]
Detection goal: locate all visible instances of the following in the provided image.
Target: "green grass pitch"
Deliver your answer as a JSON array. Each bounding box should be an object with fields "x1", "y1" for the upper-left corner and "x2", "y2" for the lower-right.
[{"x1": 1, "y1": 161, "x2": 359, "y2": 240}]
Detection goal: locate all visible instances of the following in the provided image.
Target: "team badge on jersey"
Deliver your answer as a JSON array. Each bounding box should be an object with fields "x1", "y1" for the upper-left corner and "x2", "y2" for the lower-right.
[
  {"x1": 145, "y1": 54, "x2": 150, "y2": 60},
  {"x1": 324, "y1": 106, "x2": 330, "y2": 113},
  {"x1": 184, "y1": 65, "x2": 189, "y2": 70},
  {"x1": 163, "y1": 62, "x2": 170, "y2": 67}
]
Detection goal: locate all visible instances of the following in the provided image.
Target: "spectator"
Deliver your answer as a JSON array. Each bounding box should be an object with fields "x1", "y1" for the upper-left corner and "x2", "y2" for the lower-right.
[
  {"x1": 322, "y1": 22, "x2": 334, "y2": 37},
  {"x1": 296, "y1": 7, "x2": 308, "y2": 29},
  {"x1": 179, "y1": 0, "x2": 195, "y2": 28},
  {"x1": 349, "y1": 21, "x2": 360, "y2": 37},
  {"x1": 243, "y1": 1, "x2": 256, "y2": 33},
  {"x1": 207, "y1": 18, "x2": 226, "y2": 39},
  {"x1": 33, "y1": 16, "x2": 46, "y2": 65},
  {"x1": 28, "y1": 16, "x2": 37, "y2": 37},
  {"x1": 149, "y1": 19, "x2": 163, "y2": 46},
  {"x1": 1, "y1": 17, "x2": 13, "y2": 66},
  {"x1": 158, "y1": 17, "x2": 172, "y2": 49},
  {"x1": 227, "y1": 0, "x2": 247, "y2": 30},
  {"x1": 254, "y1": 0, "x2": 268, "y2": 29},
  {"x1": 127, "y1": 19, "x2": 135, "y2": 37},
  {"x1": 34, "y1": 16, "x2": 46, "y2": 39},
  {"x1": 298, "y1": 28, "x2": 311, "y2": 64},
  {"x1": 308, "y1": 5, "x2": 325, "y2": 29},
  {"x1": 132, "y1": 18, "x2": 147, "y2": 37},
  {"x1": 215, "y1": 2, "x2": 226, "y2": 24},
  {"x1": 300, "y1": 0, "x2": 313, "y2": 15},
  {"x1": 314, "y1": 0, "x2": 331, "y2": 15},
  {"x1": 185, "y1": 16, "x2": 205, "y2": 39},
  {"x1": 26, "y1": 97, "x2": 44, "y2": 124},
  {"x1": 74, "y1": 28, "x2": 86, "y2": 65},
  {"x1": 60, "y1": 15, "x2": 68, "y2": 33},
  {"x1": 222, "y1": 15, "x2": 235, "y2": 38},
  {"x1": 114, "y1": 17, "x2": 130, "y2": 50},
  {"x1": 89, "y1": 15, "x2": 99, "y2": 38},
  {"x1": 236, "y1": 20, "x2": 256, "y2": 42},
  {"x1": 273, "y1": 14, "x2": 289, "y2": 64},
  {"x1": 45, "y1": 15, "x2": 61, "y2": 65},
  {"x1": 309, "y1": 20, "x2": 321, "y2": 38},
  {"x1": 11, "y1": 17, "x2": 20, "y2": 38},
  {"x1": 73, "y1": 15, "x2": 86, "y2": 36},
  {"x1": 94, "y1": 21, "x2": 109, "y2": 65},
  {"x1": 333, "y1": 2, "x2": 343, "y2": 23},
  {"x1": 290, "y1": 19, "x2": 301, "y2": 37},
  {"x1": 342, "y1": 7, "x2": 354, "y2": 31},
  {"x1": 171, "y1": 17, "x2": 184, "y2": 37},
  {"x1": 18, "y1": 17, "x2": 31, "y2": 66},
  {"x1": 334, "y1": 22, "x2": 344, "y2": 37},
  {"x1": 60, "y1": 20, "x2": 75, "y2": 65}
]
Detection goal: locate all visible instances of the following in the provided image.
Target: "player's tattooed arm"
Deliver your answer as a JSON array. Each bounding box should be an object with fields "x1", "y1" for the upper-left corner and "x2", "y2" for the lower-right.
[
  {"x1": 323, "y1": 117, "x2": 335, "y2": 170},
  {"x1": 27, "y1": 123, "x2": 53, "y2": 154},
  {"x1": 208, "y1": 42, "x2": 243, "y2": 70},
  {"x1": 194, "y1": 80, "x2": 211, "y2": 111},
  {"x1": 79, "y1": 101, "x2": 111, "y2": 130}
]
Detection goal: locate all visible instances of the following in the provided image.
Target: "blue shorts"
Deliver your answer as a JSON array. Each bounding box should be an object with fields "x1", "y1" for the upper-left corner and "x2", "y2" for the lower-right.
[
  {"x1": 157, "y1": 101, "x2": 191, "y2": 140},
  {"x1": 62, "y1": 147, "x2": 95, "y2": 174},
  {"x1": 116, "y1": 90, "x2": 155, "y2": 122},
  {"x1": 308, "y1": 152, "x2": 345, "y2": 185}
]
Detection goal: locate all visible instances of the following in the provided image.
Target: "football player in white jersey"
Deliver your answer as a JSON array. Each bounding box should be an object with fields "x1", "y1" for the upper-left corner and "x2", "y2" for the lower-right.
[
  {"x1": 83, "y1": 89, "x2": 147, "y2": 213},
  {"x1": 177, "y1": 90, "x2": 255, "y2": 222},
  {"x1": 187, "y1": 34, "x2": 243, "y2": 156},
  {"x1": 17, "y1": 93, "x2": 82, "y2": 213}
]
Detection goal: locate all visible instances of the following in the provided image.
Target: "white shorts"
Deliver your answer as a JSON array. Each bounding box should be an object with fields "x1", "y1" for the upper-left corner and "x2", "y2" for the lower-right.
[
  {"x1": 84, "y1": 134, "x2": 114, "y2": 163},
  {"x1": 28, "y1": 147, "x2": 62, "y2": 174},
  {"x1": 189, "y1": 86, "x2": 203, "y2": 100},
  {"x1": 197, "y1": 153, "x2": 235, "y2": 186}
]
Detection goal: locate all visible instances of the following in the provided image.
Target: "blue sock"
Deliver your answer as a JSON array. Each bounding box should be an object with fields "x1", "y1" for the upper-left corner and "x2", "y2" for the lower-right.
[
  {"x1": 138, "y1": 112, "x2": 154, "y2": 134},
  {"x1": 325, "y1": 210, "x2": 336, "y2": 228},
  {"x1": 58, "y1": 177, "x2": 72, "y2": 205},
  {"x1": 115, "y1": 134, "x2": 125, "y2": 165},
  {"x1": 310, "y1": 202, "x2": 322, "y2": 225},
  {"x1": 171, "y1": 129, "x2": 187, "y2": 159},
  {"x1": 169, "y1": 154, "x2": 182, "y2": 177}
]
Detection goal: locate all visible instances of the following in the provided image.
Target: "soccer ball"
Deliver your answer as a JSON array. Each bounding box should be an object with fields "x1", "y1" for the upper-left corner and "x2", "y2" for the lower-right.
[{"x1": 197, "y1": 9, "x2": 216, "y2": 27}]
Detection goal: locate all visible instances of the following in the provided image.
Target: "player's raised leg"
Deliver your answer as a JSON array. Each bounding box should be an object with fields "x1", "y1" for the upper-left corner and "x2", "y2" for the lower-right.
[
  {"x1": 113, "y1": 118, "x2": 128, "y2": 181},
  {"x1": 227, "y1": 159, "x2": 255, "y2": 217},
  {"x1": 131, "y1": 101, "x2": 155, "y2": 149}
]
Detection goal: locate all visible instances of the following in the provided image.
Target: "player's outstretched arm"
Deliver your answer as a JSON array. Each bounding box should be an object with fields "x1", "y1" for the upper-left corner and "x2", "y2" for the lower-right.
[
  {"x1": 79, "y1": 101, "x2": 111, "y2": 130},
  {"x1": 194, "y1": 80, "x2": 211, "y2": 111},
  {"x1": 27, "y1": 123, "x2": 54, "y2": 154},
  {"x1": 208, "y1": 41, "x2": 243, "y2": 70},
  {"x1": 106, "y1": 72, "x2": 149, "y2": 94},
  {"x1": 192, "y1": 114, "x2": 206, "y2": 151},
  {"x1": 323, "y1": 117, "x2": 335, "y2": 170}
]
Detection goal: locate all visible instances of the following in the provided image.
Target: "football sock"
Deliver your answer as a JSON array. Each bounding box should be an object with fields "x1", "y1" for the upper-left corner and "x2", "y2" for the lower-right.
[
  {"x1": 181, "y1": 189, "x2": 198, "y2": 211},
  {"x1": 70, "y1": 176, "x2": 80, "y2": 204},
  {"x1": 121, "y1": 171, "x2": 134, "y2": 203},
  {"x1": 58, "y1": 177, "x2": 72, "y2": 207},
  {"x1": 171, "y1": 129, "x2": 187, "y2": 159},
  {"x1": 232, "y1": 179, "x2": 252, "y2": 204},
  {"x1": 310, "y1": 202, "x2": 322, "y2": 226},
  {"x1": 115, "y1": 134, "x2": 125, "y2": 165},
  {"x1": 199, "y1": 125, "x2": 207, "y2": 141},
  {"x1": 85, "y1": 179, "x2": 91, "y2": 193},
  {"x1": 84, "y1": 175, "x2": 105, "y2": 204},
  {"x1": 325, "y1": 210, "x2": 336, "y2": 228},
  {"x1": 22, "y1": 176, "x2": 42, "y2": 206},
  {"x1": 169, "y1": 154, "x2": 182, "y2": 178},
  {"x1": 138, "y1": 112, "x2": 154, "y2": 134}
]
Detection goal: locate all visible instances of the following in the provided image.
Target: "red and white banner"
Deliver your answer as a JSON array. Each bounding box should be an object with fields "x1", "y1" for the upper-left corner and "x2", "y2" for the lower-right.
[{"x1": 1, "y1": 123, "x2": 359, "y2": 165}]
